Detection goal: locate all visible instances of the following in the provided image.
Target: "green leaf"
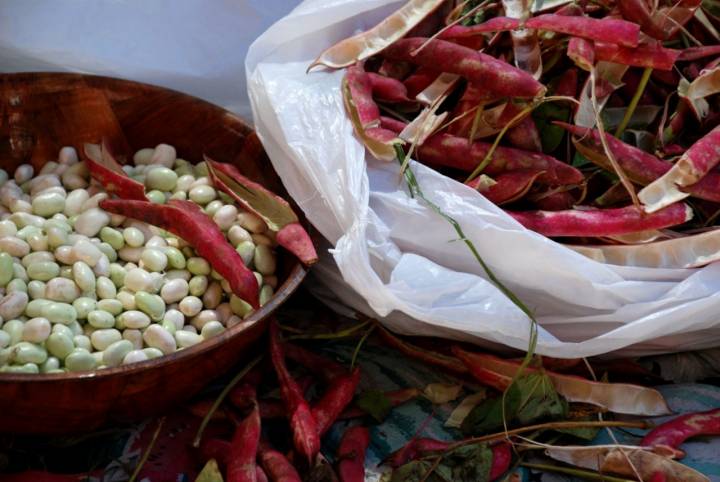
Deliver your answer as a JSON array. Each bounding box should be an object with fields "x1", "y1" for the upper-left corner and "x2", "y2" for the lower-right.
[
  {"x1": 391, "y1": 460, "x2": 443, "y2": 482},
  {"x1": 532, "y1": 102, "x2": 570, "y2": 153},
  {"x1": 572, "y1": 151, "x2": 591, "y2": 167},
  {"x1": 195, "y1": 459, "x2": 224, "y2": 482},
  {"x1": 460, "y1": 385, "x2": 522, "y2": 436},
  {"x1": 439, "y1": 444, "x2": 493, "y2": 482},
  {"x1": 514, "y1": 373, "x2": 568, "y2": 426},
  {"x1": 356, "y1": 389, "x2": 393, "y2": 423},
  {"x1": 461, "y1": 1, "x2": 487, "y2": 26}
]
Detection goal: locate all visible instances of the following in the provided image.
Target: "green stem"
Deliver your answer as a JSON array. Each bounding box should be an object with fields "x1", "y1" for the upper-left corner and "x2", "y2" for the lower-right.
[
  {"x1": 350, "y1": 325, "x2": 376, "y2": 369},
  {"x1": 520, "y1": 463, "x2": 636, "y2": 482},
  {"x1": 614, "y1": 67, "x2": 652, "y2": 138},
  {"x1": 285, "y1": 320, "x2": 371, "y2": 340},
  {"x1": 192, "y1": 354, "x2": 262, "y2": 447},
  {"x1": 129, "y1": 417, "x2": 165, "y2": 482}
]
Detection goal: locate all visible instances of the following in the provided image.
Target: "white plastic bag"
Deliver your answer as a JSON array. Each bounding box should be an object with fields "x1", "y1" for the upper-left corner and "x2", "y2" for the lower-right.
[{"x1": 247, "y1": 0, "x2": 720, "y2": 359}]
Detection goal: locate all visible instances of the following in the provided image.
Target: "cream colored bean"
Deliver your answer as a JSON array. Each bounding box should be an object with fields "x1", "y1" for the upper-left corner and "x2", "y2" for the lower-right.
[
  {"x1": 190, "y1": 176, "x2": 211, "y2": 188},
  {"x1": 160, "y1": 278, "x2": 189, "y2": 304},
  {"x1": 54, "y1": 245, "x2": 74, "y2": 265},
  {"x1": 230, "y1": 295, "x2": 253, "y2": 318},
  {"x1": 124, "y1": 268, "x2": 163, "y2": 293},
  {"x1": 235, "y1": 241, "x2": 255, "y2": 266},
  {"x1": 96, "y1": 276, "x2": 116, "y2": 300},
  {"x1": 141, "y1": 347, "x2": 163, "y2": 359},
  {"x1": 110, "y1": 213, "x2": 125, "y2": 226},
  {"x1": 215, "y1": 303, "x2": 231, "y2": 324},
  {"x1": 122, "y1": 329, "x2": 143, "y2": 350},
  {"x1": 27, "y1": 261, "x2": 60, "y2": 282},
  {"x1": 27, "y1": 232, "x2": 49, "y2": 251},
  {"x1": 122, "y1": 310, "x2": 152, "y2": 329},
  {"x1": 251, "y1": 234, "x2": 274, "y2": 247},
  {"x1": 0, "y1": 330, "x2": 9, "y2": 348},
  {"x1": 14, "y1": 164, "x2": 34, "y2": 184},
  {"x1": 97, "y1": 299, "x2": 123, "y2": 316},
  {"x1": 145, "y1": 236, "x2": 167, "y2": 249},
  {"x1": 0, "y1": 252, "x2": 12, "y2": 287},
  {"x1": 27, "y1": 280, "x2": 46, "y2": 300},
  {"x1": 166, "y1": 270, "x2": 191, "y2": 282},
  {"x1": 61, "y1": 173, "x2": 88, "y2": 190},
  {"x1": 32, "y1": 192, "x2": 65, "y2": 218},
  {"x1": 72, "y1": 335, "x2": 91, "y2": 352},
  {"x1": 151, "y1": 144, "x2": 176, "y2": 168},
  {"x1": 118, "y1": 246, "x2": 143, "y2": 263},
  {"x1": 123, "y1": 227, "x2": 145, "y2": 248},
  {"x1": 179, "y1": 296, "x2": 202, "y2": 317},
  {"x1": 202, "y1": 282, "x2": 222, "y2": 309},
  {"x1": 143, "y1": 324, "x2": 176, "y2": 355},
  {"x1": 72, "y1": 297, "x2": 96, "y2": 319},
  {"x1": 22, "y1": 317, "x2": 51, "y2": 343},
  {"x1": 71, "y1": 239, "x2": 103, "y2": 266},
  {"x1": 213, "y1": 205, "x2": 238, "y2": 231},
  {"x1": 45, "y1": 278, "x2": 81, "y2": 303},
  {"x1": 116, "y1": 290, "x2": 136, "y2": 311},
  {"x1": 164, "y1": 309, "x2": 185, "y2": 331},
  {"x1": 191, "y1": 310, "x2": 219, "y2": 330},
  {"x1": 0, "y1": 292, "x2": 28, "y2": 320},
  {"x1": 189, "y1": 185, "x2": 216, "y2": 205},
  {"x1": 10, "y1": 198, "x2": 32, "y2": 214},
  {"x1": 201, "y1": 321, "x2": 224, "y2": 339},
  {"x1": 72, "y1": 261, "x2": 95, "y2": 292},
  {"x1": 42, "y1": 302, "x2": 77, "y2": 325},
  {"x1": 0, "y1": 237, "x2": 29, "y2": 257},
  {"x1": 228, "y1": 225, "x2": 252, "y2": 245},
  {"x1": 175, "y1": 330, "x2": 203, "y2": 348},
  {"x1": 123, "y1": 349, "x2": 149, "y2": 365},
  {"x1": 140, "y1": 248, "x2": 167, "y2": 272},
  {"x1": 79, "y1": 192, "x2": 107, "y2": 212},
  {"x1": 226, "y1": 315, "x2": 246, "y2": 329},
  {"x1": 93, "y1": 255, "x2": 110, "y2": 277},
  {"x1": 133, "y1": 148, "x2": 155, "y2": 165},
  {"x1": 188, "y1": 275, "x2": 208, "y2": 297},
  {"x1": 204, "y1": 200, "x2": 223, "y2": 217},
  {"x1": 134, "y1": 291, "x2": 165, "y2": 321},
  {"x1": 74, "y1": 208, "x2": 110, "y2": 237},
  {"x1": 65, "y1": 348, "x2": 96, "y2": 372},
  {"x1": 238, "y1": 212, "x2": 267, "y2": 234},
  {"x1": 90, "y1": 328, "x2": 122, "y2": 351},
  {"x1": 260, "y1": 285, "x2": 274, "y2": 306},
  {"x1": 13, "y1": 342, "x2": 47, "y2": 364},
  {"x1": 264, "y1": 275, "x2": 278, "y2": 289},
  {"x1": 0, "y1": 220, "x2": 17, "y2": 238},
  {"x1": 59, "y1": 146, "x2": 78, "y2": 165},
  {"x1": 13, "y1": 263, "x2": 28, "y2": 283},
  {"x1": 63, "y1": 189, "x2": 89, "y2": 217},
  {"x1": 87, "y1": 310, "x2": 115, "y2": 329},
  {"x1": 102, "y1": 339, "x2": 134, "y2": 368},
  {"x1": 254, "y1": 245, "x2": 276, "y2": 275},
  {"x1": 175, "y1": 175, "x2": 194, "y2": 192},
  {"x1": 3, "y1": 319, "x2": 23, "y2": 345}
]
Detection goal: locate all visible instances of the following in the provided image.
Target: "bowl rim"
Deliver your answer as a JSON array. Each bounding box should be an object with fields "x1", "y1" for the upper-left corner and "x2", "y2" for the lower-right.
[{"x1": 0, "y1": 72, "x2": 309, "y2": 382}]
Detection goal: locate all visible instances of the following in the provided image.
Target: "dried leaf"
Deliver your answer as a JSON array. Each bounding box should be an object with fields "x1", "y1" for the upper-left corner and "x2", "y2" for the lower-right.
[
  {"x1": 416, "y1": 73, "x2": 460, "y2": 105},
  {"x1": 575, "y1": 62, "x2": 628, "y2": 127},
  {"x1": 423, "y1": 383, "x2": 463, "y2": 405},
  {"x1": 602, "y1": 449, "x2": 709, "y2": 482},
  {"x1": 195, "y1": 459, "x2": 224, "y2": 482},
  {"x1": 309, "y1": 0, "x2": 446, "y2": 70},
  {"x1": 678, "y1": 66, "x2": 720, "y2": 120},
  {"x1": 445, "y1": 390, "x2": 487, "y2": 428},
  {"x1": 356, "y1": 389, "x2": 393, "y2": 423}
]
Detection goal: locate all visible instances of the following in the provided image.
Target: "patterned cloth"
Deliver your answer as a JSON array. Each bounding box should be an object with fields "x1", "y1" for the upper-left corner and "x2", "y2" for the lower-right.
[{"x1": 2, "y1": 341, "x2": 719, "y2": 481}]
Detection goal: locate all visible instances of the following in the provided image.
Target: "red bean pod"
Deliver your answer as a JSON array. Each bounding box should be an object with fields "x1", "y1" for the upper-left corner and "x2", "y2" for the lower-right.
[
  {"x1": 337, "y1": 426, "x2": 371, "y2": 482},
  {"x1": 467, "y1": 169, "x2": 546, "y2": 205},
  {"x1": 226, "y1": 385, "x2": 261, "y2": 482},
  {"x1": 312, "y1": 368, "x2": 361, "y2": 437},
  {"x1": 641, "y1": 408, "x2": 720, "y2": 450},
  {"x1": 367, "y1": 73, "x2": 412, "y2": 103},
  {"x1": 593, "y1": 42, "x2": 680, "y2": 71},
  {"x1": 376, "y1": 326, "x2": 467, "y2": 375},
  {"x1": 258, "y1": 443, "x2": 302, "y2": 482},
  {"x1": 83, "y1": 142, "x2": 147, "y2": 201},
  {"x1": 526, "y1": 15, "x2": 640, "y2": 47},
  {"x1": 284, "y1": 343, "x2": 347, "y2": 384},
  {"x1": 268, "y1": 321, "x2": 320, "y2": 465},
  {"x1": 451, "y1": 346, "x2": 512, "y2": 391},
  {"x1": 506, "y1": 203, "x2": 692, "y2": 237},
  {"x1": 382, "y1": 38, "x2": 546, "y2": 98},
  {"x1": 439, "y1": 17, "x2": 521, "y2": 39},
  {"x1": 100, "y1": 199, "x2": 260, "y2": 307}
]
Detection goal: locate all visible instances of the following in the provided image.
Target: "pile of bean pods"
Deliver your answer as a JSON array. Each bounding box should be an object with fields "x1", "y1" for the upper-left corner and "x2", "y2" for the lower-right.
[
  {"x1": 0, "y1": 142, "x2": 316, "y2": 374},
  {"x1": 310, "y1": 0, "x2": 720, "y2": 269}
]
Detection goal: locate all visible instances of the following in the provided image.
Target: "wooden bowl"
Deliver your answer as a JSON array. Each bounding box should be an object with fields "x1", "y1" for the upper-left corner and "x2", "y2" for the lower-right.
[{"x1": 0, "y1": 73, "x2": 308, "y2": 434}]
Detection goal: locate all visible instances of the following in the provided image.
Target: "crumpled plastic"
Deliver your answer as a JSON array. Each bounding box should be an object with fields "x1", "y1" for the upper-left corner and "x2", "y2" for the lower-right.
[{"x1": 246, "y1": 0, "x2": 720, "y2": 359}]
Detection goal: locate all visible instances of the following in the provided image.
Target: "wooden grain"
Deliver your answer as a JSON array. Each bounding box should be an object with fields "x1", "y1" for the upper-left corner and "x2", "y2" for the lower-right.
[{"x1": 0, "y1": 73, "x2": 308, "y2": 434}]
